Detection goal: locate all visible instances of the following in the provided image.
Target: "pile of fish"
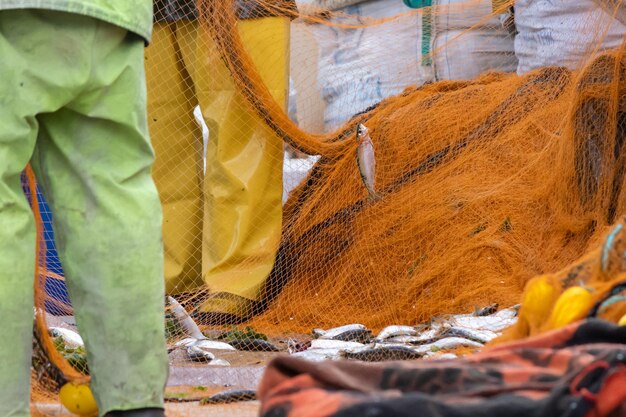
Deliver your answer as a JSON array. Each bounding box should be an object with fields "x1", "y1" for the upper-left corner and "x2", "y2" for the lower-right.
[
  {"x1": 46, "y1": 300, "x2": 519, "y2": 367},
  {"x1": 287, "y1": 304, "x2": 519, "y2": 362}
]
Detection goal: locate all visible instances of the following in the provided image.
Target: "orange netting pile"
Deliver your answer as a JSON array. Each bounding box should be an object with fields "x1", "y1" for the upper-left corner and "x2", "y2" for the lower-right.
[{"x1": 198, "y1": 0, "x2": 626, "y2": 332}]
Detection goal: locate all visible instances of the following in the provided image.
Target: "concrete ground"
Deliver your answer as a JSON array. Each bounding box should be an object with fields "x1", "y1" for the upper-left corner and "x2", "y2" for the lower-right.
[
  {"x1": 34, "y1": 364, "x2": 265, "y2": 417},
  {"x1": 166, "y1": 400, "x2": 260, "y2": 417},
  {"x1": 38, "y1": 313, "x2": 269, "y2": 416},
  {"x1": 39, "y1": 315, "x2": 291, "y2": 416},
  {"x1": 164, "y1": 364, "x2": 266, "y2": 416},
  {"x1": 34, "y1": 400, "x2": 260, "y2": 417}
]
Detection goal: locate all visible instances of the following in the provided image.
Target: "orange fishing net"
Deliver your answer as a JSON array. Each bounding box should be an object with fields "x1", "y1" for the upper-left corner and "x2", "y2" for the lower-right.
[
  {"x1": 198, "y1": 0, "x2": 626, "y2": 332},
  {"x1": 28, "y1": 0, "x2": 626, "y2": 415}
]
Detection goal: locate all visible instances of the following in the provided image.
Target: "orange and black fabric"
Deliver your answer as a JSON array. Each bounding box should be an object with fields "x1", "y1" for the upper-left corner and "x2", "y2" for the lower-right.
[{"x1": 259, "y1": 320, "x2": 626, "y2": 417}]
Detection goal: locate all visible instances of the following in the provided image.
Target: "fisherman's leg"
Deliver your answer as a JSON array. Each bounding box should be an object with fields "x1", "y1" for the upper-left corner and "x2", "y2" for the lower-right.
[
  {"x1": 0, "y1": 52, "x2": 38, "y2": 417},
  {"x1": 146, "y1": 21, "x2": 205, "y2": 293},
  {"x1": 0, "y1": 9, "x2": 88, "y2": 417},
  {"x1": 190, "y1": 17, "x2": 289, "y2": 321},
  {"x1": 31, "y1": 23, "x2": 168, "y2": 414},
  {"x1": 0, "y1": 141, "x2": 37, "y2": 417}
]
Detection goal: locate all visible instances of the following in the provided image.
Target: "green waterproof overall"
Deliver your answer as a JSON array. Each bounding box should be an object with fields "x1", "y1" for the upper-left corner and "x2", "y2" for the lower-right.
[{"x1": 0, "y1": 5, "x2": 168, "y2": 417}]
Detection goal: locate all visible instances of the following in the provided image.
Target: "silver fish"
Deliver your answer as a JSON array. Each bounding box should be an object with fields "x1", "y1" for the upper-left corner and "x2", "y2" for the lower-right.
[
  {"x1": 168, "y1": 296, "x2": 237, "y2": 351},
  {"x1": 369, "y1": 342, "x2": 418, "y2": 350},
  {"x1": 291, "y1": 348, "x2": 342, "y2": 362},
  {"x1": 383, "y1": 335, "x2": 426, "y2": 344},
  {"x1": 413, "y1": 337, "x2": 483, "y2": 354},
  {"x1": 310, "y1": 339, "x2": 365, "y2": 350},
  {"x1": 227, "y1": 339, "x2": 279, "y2": 352},
  {"x1": 376, "y1": 325, "x2": 417, "y2": 341},
  {"x1": 441, "y1": 327, "x2": 499, "y2": 344},
  {"x1": 494, "y1": 305, "x2": 520, "y2": 320},
  {"x1": 201, "y1": 389, "x2": 256, "y2": 404},
  {"x1": 397, "y1": 324, "x2": 448, "y2": 345},
  {"x1": 448, "y1": 315, "x2": 517, "y2": 333},
  {"x1": 341, "y1": 345, "x2": 423, "y2": 362},
  {"x1": 194, "y1": 338, "x2": 236, "y2": 351},
  {"x1": 187, "y1": 345, "x2": 216, "y2": 362},
  {"x1": 425, "y1": 353, "x2": 458, "y2": 360},
  {"x1": 167, "y1": 296, "x2": 205, "y2": 340},
  {"x1": 174, "y1": 337, "x2": 235, "y2": 351},
  {"x1": 207, "y1": 358, "x2": 231, "y2": 367},
  {"x1": 327, "y1": 329, "x2": 372, "y2": 343},
  {"x1": 315, "y1": 324, "x2": 368, "y2": 340},
  {"x1": 174, "y1": 337, "x2": 198, "y2": 348},
  {"x1": 49, "y1": 327, "x2": 84, "y2": 349},
  {"x1": 356, "y1": 124, "x2": 379, "y2": 200}
]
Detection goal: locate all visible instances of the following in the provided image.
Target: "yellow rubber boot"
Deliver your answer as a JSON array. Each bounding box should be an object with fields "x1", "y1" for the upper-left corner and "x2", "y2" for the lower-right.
[{"x1": 194, "y1": 17, "x2": 289, "y2": 319}]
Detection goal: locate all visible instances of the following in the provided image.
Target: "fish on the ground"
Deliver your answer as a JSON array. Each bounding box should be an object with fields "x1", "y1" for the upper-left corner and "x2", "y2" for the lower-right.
[
  {"x1": 395, "y1": 323, "x2": 449, "y2": 345},
  {"x1": 175, "y1": 337, "x2": 235, "y2": 351},
  {"x1": 313, "y1": 324, "x2": 366, "y2": 337},
  {"x1": 174, "y1": 337, "x2": 198, "y2": 348},
  {"x1": 342, "y1": 345, "x2": 423, "y2": 362},
  {"x1": 494, "y1": 305, "x2": 520, "y2": 319},
  {"x1": 168, "y1": 296, "x2": 205, "y2": 340},
  {"x1": 228, "y1": 339, "x2": 279, "y2": 352},
  {"x1": 49, "y1": 327, "x2": 83, "y2": 349},
  {"x1": 375, "y1": 325, "x2": 417, "y2": 341},
  {"x1": 292, "y1": 348, "x2": 342, "y2": 362},
  {"x1": 326, "y1": 329, "x2": 372, "y2": 343},
  {"x1": 310, "y1": 339, "x2": 365, "y2": 350},
  {"x1": 413, "y1": 337, "x2": 483, "y2": 354},
  {"x1": 441, "y1": 327, "x2": 499, "y2": 344},
  {"x1": 425, "y1": 353, "x2": 458, "y2": 360},
  {"x1": 355, "y1": 123, "x2": 379, "y2": 201},
  {"x1": 377, "y1": 335, "x2": 440, "y2": 346},
  {"x1": 187, "y1": 345, "x2": 215, "y2": 362},
  {"x1": 314, "y1": 324, "x2": 372, "y2": 342},
  {"x1": 447, "y1": 314, "x2": 517, "y2": 333},
  {"x1": 200, "y1": 389, "x2": 257, "y2": 405},
  {"x1": 194, "y1": 339, "x2": 236, "y2": 351},
  {"x1": 165, "y1": 386, "x2": 244, "y2": 403},
  {"x1": 206, "y1": 358, "x2": 231, "y2": 366},
  {"x1": 169, "y1": 296, "x2": 238, "y2": 351},
  {"x1": 367, "y1": 342, "x2": 417, "y2": 350}
]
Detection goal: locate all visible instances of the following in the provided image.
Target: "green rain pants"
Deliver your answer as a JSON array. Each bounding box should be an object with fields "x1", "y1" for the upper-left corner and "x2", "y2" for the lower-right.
[
  {"x1": 0, "y1": 9, "x2": 168, "y2": 417},
  {"x1": 146, "y1": 18, "x2": 288, "y2": 316}
]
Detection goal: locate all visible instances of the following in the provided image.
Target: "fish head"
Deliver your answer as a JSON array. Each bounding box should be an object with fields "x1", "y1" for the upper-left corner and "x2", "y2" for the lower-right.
[{"x1": 356, "y1": 124, "x2": 369, "y2": 142}]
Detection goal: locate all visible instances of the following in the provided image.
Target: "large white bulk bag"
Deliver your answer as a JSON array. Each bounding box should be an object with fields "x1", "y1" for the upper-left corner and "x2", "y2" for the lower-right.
[
  {"x1": 432, "y1": 0, "x2": 518, "y2": 80},
  {"x1": 515, "y1": 0, "x2": 626, "y2": 74},
  {"x1": 291, "y1": 0, "x2": 428, "y2": 132},
  {"x1": 290, "y1": 0, "x2": 517, "y2": 132}
]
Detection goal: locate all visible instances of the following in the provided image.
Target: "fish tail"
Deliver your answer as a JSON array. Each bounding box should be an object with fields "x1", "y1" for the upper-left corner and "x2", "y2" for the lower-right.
[{"x1": 368, "y1": 191, "x2": 382, "y2": 203}]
